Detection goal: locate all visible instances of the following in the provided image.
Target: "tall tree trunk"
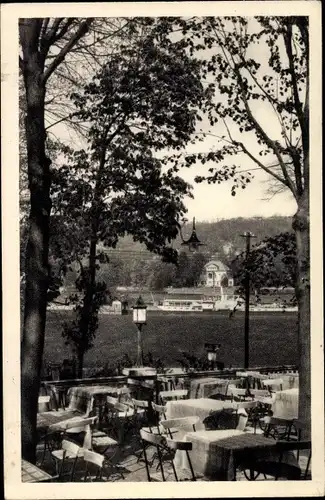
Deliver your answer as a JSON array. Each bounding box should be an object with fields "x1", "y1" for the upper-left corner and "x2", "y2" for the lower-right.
[
  {"x1": 293, "y1": 187, "x2": 310, "y2": 439},
  {"x1": 20, "y1": 29, "x2": 51, "y2": 462}
]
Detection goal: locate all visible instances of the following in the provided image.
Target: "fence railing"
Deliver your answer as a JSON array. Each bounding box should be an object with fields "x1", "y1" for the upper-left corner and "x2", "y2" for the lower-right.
[{"x1": 41, "y1": 364, "x2": 298, "y2": 402}]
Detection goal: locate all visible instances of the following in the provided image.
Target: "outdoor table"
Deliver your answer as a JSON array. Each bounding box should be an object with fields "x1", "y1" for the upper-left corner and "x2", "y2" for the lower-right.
[
  {"x1": 21, "y1": 459, "x2": 52, "y2": 482},
  {"x1": 66, "y1": 385, "x2": 126, "y2": 416},
  {"x1": 174, "y1": 429, "x2": 298, "y2": 480},
  {"x1": 37, "y1": 409, "x2": 84, "y2": 433},
  {"x1": 272, "y1": 388, "x2": 299, "y2": 420},
  {"x1": 166, "y1": 398, "x2": 239, "y2": 425},
  {"x1": 189, "y1": 378, "x2": 230, "y2": 399}
]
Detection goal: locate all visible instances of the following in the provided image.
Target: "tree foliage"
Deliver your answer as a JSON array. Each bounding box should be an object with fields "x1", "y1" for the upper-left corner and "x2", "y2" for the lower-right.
[
  {"x1": 232, "y1": 231, "x2": 297, "y2": 294},
  {"x1": 51, "y1": 25, "x2": 211, "y2": 374}
]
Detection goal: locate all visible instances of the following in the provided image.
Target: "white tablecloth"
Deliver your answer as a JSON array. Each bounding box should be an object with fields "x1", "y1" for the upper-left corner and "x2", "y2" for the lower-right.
[
  {"x1": 67, "y1": 385, "x2": 127, "y2": 415},
  {"x1": 272, "y1": 388, "x2": 299, "y2": 419},
  {"x1": 166, "y1": 398, "x2": 239, "y2": 422},
  {"x1": 189, "y1": 378, "x2": 230, "y2": 399}
]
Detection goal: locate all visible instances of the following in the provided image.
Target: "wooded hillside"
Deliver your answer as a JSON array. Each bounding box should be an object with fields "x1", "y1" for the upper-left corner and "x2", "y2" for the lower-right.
[{"x1": 60, "y1": 215, "x2": 293, "y2": 296}]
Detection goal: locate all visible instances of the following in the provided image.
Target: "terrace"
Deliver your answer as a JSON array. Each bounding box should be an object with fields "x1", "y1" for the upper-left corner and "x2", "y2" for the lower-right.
[{"x1": 24, "y1": 364, "x2": 311, "y2": 483}]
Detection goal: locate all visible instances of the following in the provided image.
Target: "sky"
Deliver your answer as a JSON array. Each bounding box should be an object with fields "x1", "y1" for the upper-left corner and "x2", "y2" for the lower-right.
[
  {"x1": 49, "y1": 16, "x2": 301, "y2": 223},
  {"x1": 180, "y1": 166, "x2": 297, "y2": 222}
]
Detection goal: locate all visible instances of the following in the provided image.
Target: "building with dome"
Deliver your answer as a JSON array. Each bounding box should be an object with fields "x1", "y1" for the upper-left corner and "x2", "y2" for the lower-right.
[
  {"x1": 202, "y1": 254, "x2": 234, "y2": 288},
  {"x1": 157, "y1": 254, "x2": 238, "y2": 311}
]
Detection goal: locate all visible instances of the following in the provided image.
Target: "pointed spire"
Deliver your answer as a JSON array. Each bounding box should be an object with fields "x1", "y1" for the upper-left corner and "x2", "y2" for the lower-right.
[{"x1": 181, "y1": 217, "x2": 205, "y2": 251}]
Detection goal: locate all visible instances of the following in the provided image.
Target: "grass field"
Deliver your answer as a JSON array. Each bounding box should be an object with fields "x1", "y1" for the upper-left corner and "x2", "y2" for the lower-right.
[{"x1": 44, "y1": 310, "x2": 298, "y2": 371}]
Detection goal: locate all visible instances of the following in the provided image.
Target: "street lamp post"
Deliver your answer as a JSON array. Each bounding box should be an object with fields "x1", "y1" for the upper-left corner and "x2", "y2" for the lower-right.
[
  {"x1": 132, "y1": 296, "x2": 147, "y2": 367},
  {"x1": 240, "y1": 232, "x2": 256, "y2": 369},
  {"x1": 204, "y1": 343, "x2": 221, "y2": 371}
]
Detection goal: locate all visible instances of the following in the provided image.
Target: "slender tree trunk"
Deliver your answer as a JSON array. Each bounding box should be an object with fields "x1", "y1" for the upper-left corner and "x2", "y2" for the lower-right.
[
  {"x1": 20, "y1": 31, "x2": 51, "y2": 462},
  {"x1": 293, "y1": 187, "x2": 310, "y2": 439},
  {"x1": 78, "y1": 233, "x2": 97, "y2": 379}
]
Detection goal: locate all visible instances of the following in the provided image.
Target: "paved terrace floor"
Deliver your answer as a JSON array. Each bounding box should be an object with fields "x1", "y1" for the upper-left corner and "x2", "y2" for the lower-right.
[{"x1": 35, "y1": 425, "x2": 310, "y2": 482}]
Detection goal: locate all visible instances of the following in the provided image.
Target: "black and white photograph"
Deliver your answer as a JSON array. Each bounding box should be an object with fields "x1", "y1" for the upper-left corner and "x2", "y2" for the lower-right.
[{"x1": 1, "y1": 1, "x2": 324, "y2": 498}]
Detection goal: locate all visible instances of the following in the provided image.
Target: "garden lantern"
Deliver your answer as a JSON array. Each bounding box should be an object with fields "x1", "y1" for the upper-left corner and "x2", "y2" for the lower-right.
[
  {"x1": 205, "y1": 343, "x2": 221, "y2": 370},
  {"x1": 132, "y1": 296, "x2": 147, "y2": 366}
]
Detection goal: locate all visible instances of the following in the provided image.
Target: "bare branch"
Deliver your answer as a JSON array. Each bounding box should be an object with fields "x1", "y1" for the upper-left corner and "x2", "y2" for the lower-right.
[
  {"x1": 235, "y1": 69, "x2": 298, "y2": 198},
  {"x1": 42, "y1": 19, "x2": 94, "y2": 84},
  {"x1": 283, "y1": 22, "x2": 305, "y2": 139},
  {"x1": 222, "y1": 118, "x2": 288, "y2": 186}
]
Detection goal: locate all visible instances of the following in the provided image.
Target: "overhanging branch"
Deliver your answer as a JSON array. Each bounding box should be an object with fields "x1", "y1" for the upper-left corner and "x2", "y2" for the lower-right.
[{"x1": 42, "y1": 19, "x2": 94, "y2": 84}]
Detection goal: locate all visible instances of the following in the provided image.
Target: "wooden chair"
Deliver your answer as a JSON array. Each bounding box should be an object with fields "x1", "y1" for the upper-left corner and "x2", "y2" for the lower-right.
[
  {"x1": 239, "y1": 440, "x2": 311, "y2": 481},
  {"x1": 159, "y1": 389, "x2": 188, "y2": 405},
  {"x1": 83, "y1": 449, "x2": 105, "y2": 482},
  {"x1": 164, "y1": 437, "x2": 198, "y2": 481},
  {"x1": 262, "y1": 378, "x2": 283, "y2": 393},
  {"x1": 263, "y1": 416, "x2": 295, "y2": 441},
  {"x1": 51, "y1": 439, "x2": 82, "y2": 481},
  {"x1": 228, "y1": 387, "x2": 254, "y2": 402},
  {"x1": 101, "y1": 400, "x2": 132, "y2": 444},
  {"x1": 64, "y1": 416, "x2": 98, "y2": 449},
  {"x1": 140, "y1": 429, "x2": 199, "y2": 482},
  {"x1": 274, "y1": 440, "x2": 311, "y2": 480},
  {"x1": 160, "y1": 416, "x2": 200, "y2": 439},
  {"x1": 139, "y1": 429, "x2": 170, "y2": 481}
]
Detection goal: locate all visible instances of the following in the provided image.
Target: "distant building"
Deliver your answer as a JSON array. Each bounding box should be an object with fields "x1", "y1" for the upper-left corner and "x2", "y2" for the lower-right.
[{"x1": 201, "y1": 254, "x2": 234, "y2": 288}]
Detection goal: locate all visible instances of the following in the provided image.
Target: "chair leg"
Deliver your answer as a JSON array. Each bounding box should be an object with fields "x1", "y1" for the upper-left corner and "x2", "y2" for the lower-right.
[
  {"x1": 185, "y1": 450, "x2": 196, "y2": 481},
  {"x1": 142, "y1": 441, "x2": 151, "y2": 482},
  {"x1": 70, "y1": 456, "x2": 78, "y2": 481},
  {"x1": 84, "y1": 462, "x2": 89, "y2": 482},
  {"x1": 304, "y1": 451, "x2": 311, "y2": 479},
  {"x1": 157, "y1": 445, "x2": 165, "y2": 482},
  {"x1": 170, "y1": 456, "x2": 178, "y2": 481}
]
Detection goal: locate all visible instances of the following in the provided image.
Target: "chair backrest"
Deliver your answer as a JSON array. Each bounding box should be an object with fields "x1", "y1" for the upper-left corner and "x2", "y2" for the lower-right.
[
  {"x1": 151, "y1": 402, "x2": 167, "y2": 417},
  {"x1": 164, "y1": 437, "x2": 192, "y2": 451},
  {"x1": 65, "y1": 416, "x2": 97, "y2": 431},
  {"x1": 61, "y1": 439, "x2": 81, "y2": 456},
  {"x1": 132, "y1": 398, "x2": 149, "y2": 410},
  {"x1": 114, "y1": 401, "x2": 130, "y2": 413},
  {"x1": 140, "y1": 428, "x2": 166, "y2": 446},
  {"x1": 275, "y1": 440, "x2": 311, "y2": 452},
  {"x1": 83, "y1": 449, "x2": 105, "y2": 468},
  {"x1": 249, "y1": 389, "x2": 271, "y2": 398},
  {"x1": 38, "y1": 395, "x2": 51, "y2": 404},
  {"x1": 262, "y1": 378, "x2": 283, "y2": 391},
  {"x1": 228, "y1": 387, "x2": 252, "y2": 401},
  {"x1": 159, "y1": 389, "x2": 188, "y2": 404},
  {"x1": 160, "y1": 416, "x2": 200, "y2": 433},
  {"x1": 106, "y1": 395, "x2": 118, "y2": 406},
  {"x1": 237, "y1": 400, "x2": 259, "y2": 410},
  {"x1": 263, "y1": 416, "x2": 294, "y2": 440}
]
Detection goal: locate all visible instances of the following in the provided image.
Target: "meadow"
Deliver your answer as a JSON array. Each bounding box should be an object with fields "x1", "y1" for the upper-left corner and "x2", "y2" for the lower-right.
[{"x1": 44, "y1": 310, "x2": 298, "y2": 371}]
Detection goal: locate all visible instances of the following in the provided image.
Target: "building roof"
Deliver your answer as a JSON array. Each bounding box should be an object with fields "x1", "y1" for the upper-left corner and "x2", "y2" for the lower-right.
[{"x1": 204, "y1": 260, "x2": 230, "y2": 271}]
